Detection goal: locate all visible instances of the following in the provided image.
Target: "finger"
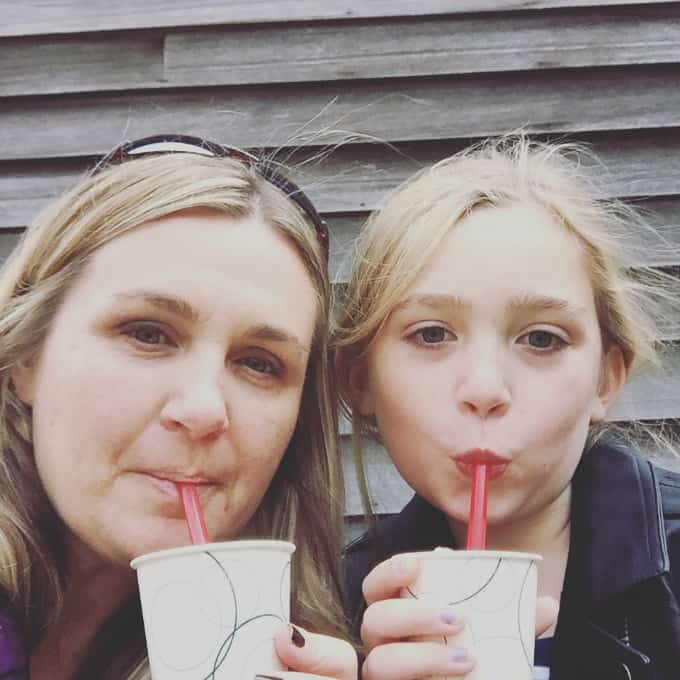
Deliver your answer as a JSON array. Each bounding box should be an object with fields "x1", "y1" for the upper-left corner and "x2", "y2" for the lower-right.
[
  {"x1": 362, "y1": 555, "x2": 420, "y2": 606},
  {"x1": 273, "y1": 624, "x2": 357, "y2": 680},
  {"x1": 361, "y1": 599, "x2": 464, "y2": 650},
  {"x1": 362, "y1": 640, "x2": 475, "y2": 680},
  {"x1": 535, "y1": 595, "x2": 559, "y2": 637}
]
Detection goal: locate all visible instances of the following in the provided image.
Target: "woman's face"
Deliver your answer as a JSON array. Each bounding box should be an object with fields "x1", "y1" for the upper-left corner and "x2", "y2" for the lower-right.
[
  {"x1": 353, "y1": 201, "x2": 624, "y2": 531},
  {"x1": 13, "y1": 209, "x2": 318, "y2": 564}
]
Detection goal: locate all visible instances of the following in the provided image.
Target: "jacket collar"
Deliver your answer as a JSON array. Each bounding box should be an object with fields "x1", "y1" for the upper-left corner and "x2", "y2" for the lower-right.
[{"x1": 566, "y1": 442, "x2": 669, "y2": 610}]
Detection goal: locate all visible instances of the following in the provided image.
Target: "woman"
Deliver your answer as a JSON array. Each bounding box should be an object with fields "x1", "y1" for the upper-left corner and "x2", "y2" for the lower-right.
[
  {"x1": 334, "y1": 136, "x2": 680, "y2": 679},
  {"x1": 0, "y1": 135, "x2": 356, "y2": 679}
]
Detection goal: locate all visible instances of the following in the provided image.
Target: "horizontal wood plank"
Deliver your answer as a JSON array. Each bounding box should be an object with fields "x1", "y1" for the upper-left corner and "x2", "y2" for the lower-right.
[
  {"x1": 163, "y1": 6, "x2": 680, "y2": 89},
  {"x1": 2, "y1": 65, "x2": 680, "y2": 161},
  {"x1": 5, "y1": 6, "x2": 680, "y2": 97},
  {"x1": 3, "y1": 1, "x2": 677, "y2": 38},
  {"x1": 0, "y1": 32, "x2": 164, "y2": 97}
]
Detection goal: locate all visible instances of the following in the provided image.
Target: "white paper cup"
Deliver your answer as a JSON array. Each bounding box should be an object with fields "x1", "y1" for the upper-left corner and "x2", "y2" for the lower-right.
[
  {"x1": 401, "y1": 547, "x2": 541, "y2": 680},
  {"x1": 131, "y1": 540, "x2": 295, "y2": 679}
]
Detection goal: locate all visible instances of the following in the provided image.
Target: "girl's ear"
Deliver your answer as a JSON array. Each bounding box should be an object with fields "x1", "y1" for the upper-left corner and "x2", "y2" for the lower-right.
[
  {"x1": 11, "y1": 356, "x2": 38, "y2": 406},
  {"x1": 346, "y1": 356, "x2": 375, "y2": 417},
  {"x1": 590, "y1": 345, "x2": 627, "y2": 423}
]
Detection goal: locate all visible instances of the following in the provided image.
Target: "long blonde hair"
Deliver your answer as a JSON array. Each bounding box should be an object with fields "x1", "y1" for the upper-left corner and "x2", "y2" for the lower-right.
[
  {"x1": 333, "y1": 135, "x2": 680, "y2": 514},
  {"x1": 0, "y1": 153, "x2": 346, "y2": 678}
]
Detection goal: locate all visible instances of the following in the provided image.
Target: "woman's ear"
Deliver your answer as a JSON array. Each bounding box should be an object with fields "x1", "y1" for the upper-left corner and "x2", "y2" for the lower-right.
[
  {"x1": 11, "y1": 356, "x2": 38, "y2": 406},
  {"x1": 590, "y1": 345, "x2": 627, "y2": 423}
]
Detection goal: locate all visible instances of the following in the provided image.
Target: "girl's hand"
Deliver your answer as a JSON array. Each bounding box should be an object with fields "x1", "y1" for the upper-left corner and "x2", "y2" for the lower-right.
[
  {"x1": 360, "y1": 555, "x2": 474, "y2": 680},
  {"x1": 359, "y1": 555, "x2": 560, "y2": 680},
  {"x1": 258, "y1": 623, "x2": 358, "y2": 680}
]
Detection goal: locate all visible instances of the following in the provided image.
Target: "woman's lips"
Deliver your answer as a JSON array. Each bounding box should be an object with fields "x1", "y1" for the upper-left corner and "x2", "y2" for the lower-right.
[
  {"x1": 453, "y1": 449, "x2": 510, "y2": 480},
  {"x1": 133, "y1": 471, "x2": 216, "y2": 502}
]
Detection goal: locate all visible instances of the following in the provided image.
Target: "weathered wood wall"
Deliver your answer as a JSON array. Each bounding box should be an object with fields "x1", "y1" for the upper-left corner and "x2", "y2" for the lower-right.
[{"x1": 1, "y1": 1, "x2": 679, "y2": 533}]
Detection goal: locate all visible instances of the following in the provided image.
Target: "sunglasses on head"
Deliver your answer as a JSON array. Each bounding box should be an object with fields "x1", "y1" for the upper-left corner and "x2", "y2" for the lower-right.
[{"x1": 94, "y1": 134, "x2": 329, "y2": 262}]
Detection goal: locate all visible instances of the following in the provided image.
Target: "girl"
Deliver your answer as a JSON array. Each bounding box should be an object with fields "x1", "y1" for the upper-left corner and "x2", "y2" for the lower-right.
[
  {"x1": 0, "y1": 135, "x2": 356, "y2": 680},
  {"x1": 334, "y1": 136, "x2": 680, "y2": 680}
]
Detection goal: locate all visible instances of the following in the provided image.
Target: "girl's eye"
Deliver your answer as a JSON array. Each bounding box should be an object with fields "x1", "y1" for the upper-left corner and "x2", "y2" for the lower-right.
[
  {"x1": 412, "y1": 326, "x2": 455, "y2": 345},
  {"x1": 240, "y1": 355, "x2": 280, "y2": 377},
  {"x1": 519, "y1": 330, "x2": 567, "y2": 351},
  {"x1": 123, "y1": 322, "x2": 172, "y2": 346}
]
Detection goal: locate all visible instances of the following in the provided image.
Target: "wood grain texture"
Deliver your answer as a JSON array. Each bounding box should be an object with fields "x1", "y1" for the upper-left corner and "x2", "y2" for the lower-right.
[
  {"x1": 3, "y1": 1, "x2": 677, "y2": 38},
  {"x1": 5, "y1": 6, "x2": 679, "y2": 96},
  {"x1": 163, "y1": 6, "x2": 680, "y2": 88},
  {"x1": 2, "y1": 65, "x2": 680, "y2": 161},
  {"x1": 0, "y1": 32, "x2": 164, "y2": 97}
]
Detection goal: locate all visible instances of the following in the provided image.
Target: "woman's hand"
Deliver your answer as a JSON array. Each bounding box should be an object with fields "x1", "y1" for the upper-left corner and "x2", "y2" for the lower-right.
[
  {"x1": 255, "y1": 623, "x2": 358, "y2": 680},
  {"x1": 359, "y1": 555, "x2": 560, "y2": 680},
  {"x1": 360, "y1": 556, "x2": 474, "y2": 680}
]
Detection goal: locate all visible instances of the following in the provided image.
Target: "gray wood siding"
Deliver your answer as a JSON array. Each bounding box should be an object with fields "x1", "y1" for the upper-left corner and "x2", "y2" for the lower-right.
[
  {"x1": 3, "y1": 1, "x2": 677, "y2": 37},
  {"x1": 1, "y1": 2, "x2": 679, "y2": 519}
]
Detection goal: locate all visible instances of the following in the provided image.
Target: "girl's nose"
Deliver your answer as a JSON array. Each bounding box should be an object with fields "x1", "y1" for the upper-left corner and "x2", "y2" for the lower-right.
[
  {"x1": 160, "y1": 378, "x2": 229, "y2": 441},
  {"x1": 456, "y1": 355, "x2": 510, "y2": 419}
]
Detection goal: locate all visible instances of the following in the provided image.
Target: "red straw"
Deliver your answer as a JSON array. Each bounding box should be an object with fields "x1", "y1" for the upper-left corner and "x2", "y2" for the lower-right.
[
  {"x1": 177, "y1": 482, "x2": 210, "y2": 544},
  {"x1": 466, "y1": 463, "x2": 488, "y2": 549}
]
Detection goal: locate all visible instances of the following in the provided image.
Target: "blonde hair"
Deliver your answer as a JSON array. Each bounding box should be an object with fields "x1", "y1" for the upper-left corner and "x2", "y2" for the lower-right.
[
  {"x1": 333, "y1": 135, "x2": 680, "y2": 512},
  {"x1": 0, "y1": 153, "x2": 346, "y2": 678}
]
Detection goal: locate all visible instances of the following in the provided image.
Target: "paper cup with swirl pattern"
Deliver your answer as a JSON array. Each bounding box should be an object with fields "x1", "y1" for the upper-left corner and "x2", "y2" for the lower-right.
[
  {"x1": 401, "y1": 547, "x2": 541, "y2": 680},
  {"x1": 131, "y1": 540, "x2": 294, "y2": 679}
]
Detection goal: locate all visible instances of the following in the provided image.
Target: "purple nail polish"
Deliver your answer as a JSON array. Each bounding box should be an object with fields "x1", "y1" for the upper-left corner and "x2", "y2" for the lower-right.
[
  {"x1": 440, "y1": 610, "x2": 457, "y2": 625},
  {"x1": 449, "y1": 645, "x2": 469, "y2": 662}
]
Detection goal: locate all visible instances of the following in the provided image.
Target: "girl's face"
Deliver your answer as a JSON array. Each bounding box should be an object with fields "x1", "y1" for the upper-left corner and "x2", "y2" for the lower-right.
[
  {"x1": 353, "y1": 201, "x2": 625, "y2": 530},
  {"x1": 12, "y1": 209, "x2": 318, "y2": 564}
]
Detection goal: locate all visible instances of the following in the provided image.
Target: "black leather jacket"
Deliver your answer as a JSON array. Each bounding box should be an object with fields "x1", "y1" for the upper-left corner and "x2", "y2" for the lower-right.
[{"x1": 344, "y1": 443, "x2": 680, "y2": 679}]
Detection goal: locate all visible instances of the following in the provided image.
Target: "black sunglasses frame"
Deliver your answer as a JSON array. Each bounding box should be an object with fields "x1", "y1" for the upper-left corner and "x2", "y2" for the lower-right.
[{"x1": 94, "y1": 134, "x2": 329, "y2": 262}]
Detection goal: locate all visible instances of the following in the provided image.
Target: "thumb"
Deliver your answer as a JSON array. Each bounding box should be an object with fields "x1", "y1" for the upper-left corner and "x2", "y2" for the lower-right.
[
  {"x1": 272, "y1": 623, "x2": 357, "y2": 680},
  {"x1": 535, "y1": 595, "x2": 559, "y2": 637}
]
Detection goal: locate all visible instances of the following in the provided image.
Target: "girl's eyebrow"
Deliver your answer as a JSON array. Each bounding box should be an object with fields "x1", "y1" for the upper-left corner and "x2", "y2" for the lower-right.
[
  {"x1": 394, "y1": 293, "x2": 587, "y2": 317},
  {"x1": 507, "y1": 293, "x2": 588, "y2": 317}
]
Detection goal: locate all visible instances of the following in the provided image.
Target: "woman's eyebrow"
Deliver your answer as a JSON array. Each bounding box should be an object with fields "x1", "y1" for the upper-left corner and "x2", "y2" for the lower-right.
[
  {"x1": 245, "y1": 324, "x2": 310, "y2": 356},
  {"x1": 114, "y1": 290, "x2": 200, "y2": 322}
]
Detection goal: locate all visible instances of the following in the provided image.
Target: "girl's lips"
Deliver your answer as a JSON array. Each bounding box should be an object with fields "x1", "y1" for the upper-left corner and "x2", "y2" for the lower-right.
[{"x1": 453, "y1": 449, "x2": 510, "y2": 480}]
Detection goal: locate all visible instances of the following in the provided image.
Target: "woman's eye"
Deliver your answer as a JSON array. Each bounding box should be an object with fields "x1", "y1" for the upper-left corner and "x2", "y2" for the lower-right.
[
  {"x1": 240, "y1": 355, "x2": 280, "y2": 376},
  {"x1": 123, "y1": 322, "x2": 172, "y2": 346},
  {"x1": 519, "y1": 330, "x2": 566, "y2": 351},
  {"x1": 412, "y1": 326, "x2": 454, "y2": 345}
]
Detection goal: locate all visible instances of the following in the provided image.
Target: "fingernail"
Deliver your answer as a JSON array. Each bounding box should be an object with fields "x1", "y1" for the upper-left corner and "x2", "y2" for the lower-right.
[
  {"x1": 449, "y1": 645, "x2": 469, "y2": 662},
  {"x1": 392, "y1": 555, "x2": 416, "y2": 576},
  {"x1": 291, "y1": 624, "x2": 306, "y2": 648},
  {"x1": 440, "y1": 609, "x2": 458, "y2": 626}
]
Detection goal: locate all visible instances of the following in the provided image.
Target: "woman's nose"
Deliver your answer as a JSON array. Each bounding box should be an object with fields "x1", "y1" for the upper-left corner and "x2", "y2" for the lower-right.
[
  {"x1": 455, "y1": 354, "x2": 510, "y2": 419},
  {"x1": 160, "y1": 376, "x2": 228, "y2": 441}
]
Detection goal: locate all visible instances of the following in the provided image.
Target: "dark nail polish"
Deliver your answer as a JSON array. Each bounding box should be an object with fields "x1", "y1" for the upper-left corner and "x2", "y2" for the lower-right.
[{"x1": 291, "y1": 625, "x2": 306, "y2": 647}]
